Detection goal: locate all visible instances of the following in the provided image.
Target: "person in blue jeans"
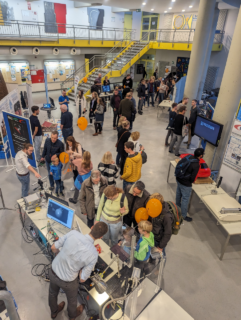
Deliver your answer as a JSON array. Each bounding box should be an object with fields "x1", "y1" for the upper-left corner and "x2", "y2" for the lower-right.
[
  {"x1": 50, "y1": 157, "x2": 64, "y2": 197},
  {"x1": 176, "y1": 148, "x2": 204, "y2": 222},
  {"x1": 40, "y1": 131, "x2": 64, "y2": 191},
  {"x1": 147, "y1": 78, "x2": 156, "y2": 107}
]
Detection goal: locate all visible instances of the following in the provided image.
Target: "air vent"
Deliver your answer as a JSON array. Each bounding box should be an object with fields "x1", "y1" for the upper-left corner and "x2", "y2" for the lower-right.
[
  {"x1": 10, "y1": 47, "x2": 18, "y2": 55},
  {"x1": 33, "y1": 47, "x2": 40, "y2": 55},
  {"x1": 71, "y1": 48, "x2": 77, "y2": 55},
  {"x1": 53, "y1": 48, "x2": 59, "y2": 55}
]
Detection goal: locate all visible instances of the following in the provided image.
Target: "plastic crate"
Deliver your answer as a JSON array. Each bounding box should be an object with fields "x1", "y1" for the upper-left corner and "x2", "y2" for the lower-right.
[{"x1": 0, "y1": 275, "x2": 18, "y2": 319}]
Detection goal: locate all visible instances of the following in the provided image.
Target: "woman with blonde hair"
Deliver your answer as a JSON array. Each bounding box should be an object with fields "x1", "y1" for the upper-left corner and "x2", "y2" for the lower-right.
[
  {"x1": 95, "y1": 185, "x2": 129, "y2": 246},
  {"x1": 98, "y1": 151, "x2": 118, "y2": 185},
  {"x1": 69, "y1": 151, "x2": 93, "y2": 204},
  {"x1": 66, "y1": 136, "x2": 83, "y2": 190},
  {"x1": 117, "y1": 116, "x2": 127, "y2": 134}
]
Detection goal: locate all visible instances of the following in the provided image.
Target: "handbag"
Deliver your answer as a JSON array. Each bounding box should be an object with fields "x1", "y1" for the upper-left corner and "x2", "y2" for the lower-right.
[
  {"x1": 61, "y1": 156, "x2": 74, "y2": 181},
  {"x1": 115, "y1": 131, "x2": 128, "y2": 148},
  {"x1": 182, "y1": 116, "x2": 188, "y2": 137},
  {"x1": 74, "y1": 171, "x2": 91, "y2": 190}
]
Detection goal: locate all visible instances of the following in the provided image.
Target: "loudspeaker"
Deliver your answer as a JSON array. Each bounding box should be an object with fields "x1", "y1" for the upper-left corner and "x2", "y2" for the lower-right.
[
  {"x1": 33, "y1": 47, "x2": 40, "y2": 55},
  {"x1": 71, "y1": 48, "x2": 77, "y2": 55},
  {"x1": 53, "y1": 48, "x2": 59, "y2": 55},
  {"x1": 10, "y1": 47, "x2": 18, "y2": 55}
]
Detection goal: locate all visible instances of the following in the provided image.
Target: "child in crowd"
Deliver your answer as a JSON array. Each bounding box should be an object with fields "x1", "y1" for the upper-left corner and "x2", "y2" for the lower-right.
[
  {"x1": 50, "y1": 157, "x2": 64, "y2": 197},
  {"x1": 119, "y1": 227, "x2": 135, "y2": 254},
  {"x1": 134, "y1": 220, "x2": 154, "y2": 261}
]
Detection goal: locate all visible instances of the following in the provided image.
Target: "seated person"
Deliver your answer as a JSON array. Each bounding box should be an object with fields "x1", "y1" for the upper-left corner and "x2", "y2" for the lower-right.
[
  {"x1": 134, "y1": 221, "x2": 154, "y2": 261},
  {"x1": 119, "y1": 227, "x2": 135, "y2": 254}
]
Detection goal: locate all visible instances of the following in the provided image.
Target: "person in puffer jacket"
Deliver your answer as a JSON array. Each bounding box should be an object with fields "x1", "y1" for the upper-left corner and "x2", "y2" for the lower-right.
[{"x1": 134, "y1": 220, "x2": 155, "y2": 261}]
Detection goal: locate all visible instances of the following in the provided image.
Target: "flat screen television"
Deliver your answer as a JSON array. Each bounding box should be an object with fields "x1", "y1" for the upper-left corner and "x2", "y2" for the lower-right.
[
  {"x1": 194, "y1": 115, "x2": 223, "y2": 147},
  {"x1": 102, "y1": 85, "x2": 110, "y2": 93}
]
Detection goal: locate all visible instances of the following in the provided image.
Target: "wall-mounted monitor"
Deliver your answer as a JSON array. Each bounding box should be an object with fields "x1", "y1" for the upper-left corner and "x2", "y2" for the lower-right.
[{"x1": 194, "y1": 115, "x2": 223, "y2": 147}]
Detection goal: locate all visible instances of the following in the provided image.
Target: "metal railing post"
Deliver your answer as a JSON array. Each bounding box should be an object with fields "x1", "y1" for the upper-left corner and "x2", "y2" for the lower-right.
[
  {"x1": 102, "y1": 28, "x2": 103, "y2": 44},
  {"x1": 88, "y1": 28, "x2": 90, "y2": 44},
  {"x1": 172, "y1": 29, "x2": 176, "y2": 47},
  {"x1": 73, "y1": 26, "x2": 75, "y2": 44},
  {"x1": 114, "y1": 29, "x2": 116, "y2": 43},
  {"x1": 17, "y1": 21, "x2": 21, "y2": 39},
  {"x1": 187, "y1": 29, "x2": 191, "y2": 48}
]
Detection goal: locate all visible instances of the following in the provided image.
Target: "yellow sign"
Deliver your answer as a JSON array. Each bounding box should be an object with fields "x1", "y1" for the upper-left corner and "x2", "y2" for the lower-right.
[{"x1": 173, "y1": 14, "x2": 193, "y2": 30}]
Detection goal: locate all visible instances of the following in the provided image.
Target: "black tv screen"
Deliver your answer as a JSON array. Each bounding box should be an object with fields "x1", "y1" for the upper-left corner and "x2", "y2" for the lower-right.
[{"x1": 194, "y1": 115, "x2": 223, "y2": 147}]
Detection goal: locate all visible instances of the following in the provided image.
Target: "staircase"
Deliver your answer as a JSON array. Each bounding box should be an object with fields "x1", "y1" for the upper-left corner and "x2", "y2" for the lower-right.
[{"x1": 61, "y1": 32, "x2": 150, "y2": 100}]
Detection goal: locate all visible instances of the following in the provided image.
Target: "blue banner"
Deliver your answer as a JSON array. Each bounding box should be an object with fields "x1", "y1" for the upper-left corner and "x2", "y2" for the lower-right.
[
  {"x1": 175, "y1": 76, "x2": 186, "y2": 104},
  {"x1": 44, "y1": 65, "x2": 49, "y2": 104},
  {"x1": 2, "y1": 111, "x2": 37, "y2": 168}
]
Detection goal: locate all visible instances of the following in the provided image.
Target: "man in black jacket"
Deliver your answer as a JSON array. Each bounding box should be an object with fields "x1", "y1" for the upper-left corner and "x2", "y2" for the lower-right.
[
  {"x1": 40, "y1": 131, "x2": 64, "y2": 190},
  {"x1": 169, "y1": 105, "x2": 188, "y2": 156},
  {"x1": 119, "y1": 93, "x2": 135, "y2": 130},
  {"x1": 122, "y1": 74, "x2": 133, "y2": 89},
  {"x1": 148, "y1": 193, "x2": 173, "y2": 256},
  {"x1": 176, "y1": 148, "x2": 204, "y2": 222},
  {"x1": 137, "y1": 79, "x2": 146, "y2": 115},
  {"x1": 124, "y1": 181, "x2": 150, "y2": 227},
  {"x1": 91, "y1": 80, "x2": 101, "y2": 95},
  {"x1": 110, "y1": 89, "x2": 121, "y2": 129}
]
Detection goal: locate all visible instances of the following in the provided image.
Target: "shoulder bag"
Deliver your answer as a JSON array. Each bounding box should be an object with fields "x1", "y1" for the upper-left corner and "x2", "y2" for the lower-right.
[{"x1": 115, "y1": 131, "x2": 128, "y2": 148}]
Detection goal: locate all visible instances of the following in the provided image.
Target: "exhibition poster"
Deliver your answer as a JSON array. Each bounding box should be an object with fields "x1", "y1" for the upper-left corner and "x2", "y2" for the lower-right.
[
  {"x1": 223, "y1": 135, "x2": 241, "y2": 173},
  {"x1": 2, "y1": 111, "x2": 37, "y2": 168}
]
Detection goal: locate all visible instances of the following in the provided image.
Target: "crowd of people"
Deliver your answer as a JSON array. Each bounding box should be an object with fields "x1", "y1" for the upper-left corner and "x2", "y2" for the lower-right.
[{"x1": 13, "y1": 71, "x2": 204, "y2": 319}]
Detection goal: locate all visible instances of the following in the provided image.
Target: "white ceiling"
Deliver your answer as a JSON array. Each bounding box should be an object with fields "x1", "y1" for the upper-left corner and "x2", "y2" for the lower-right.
[{"x1": 72, "y1": 0, "x2": 240, "y2": 13}]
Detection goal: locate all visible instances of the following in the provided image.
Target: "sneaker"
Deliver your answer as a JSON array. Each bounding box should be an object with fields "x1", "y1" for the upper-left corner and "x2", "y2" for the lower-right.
[
  {"x1": 70, "y1": 186, "x2": 75, "y2": 191},
  {"x1": 51, "y1": 301, "x2": 65, "y2": 319},
  {"x1": 184, "y1": 216, "x2": 193, "y2": 222},
  {"x1": 69, "y1": 198, "x2": 77, "y2": 204},
  {"x1": 49, "y1": 187, "x2": 54, "y2": 191},
  {"x1": 60, "y1": 192, "x2": 64, "y2": 197}
]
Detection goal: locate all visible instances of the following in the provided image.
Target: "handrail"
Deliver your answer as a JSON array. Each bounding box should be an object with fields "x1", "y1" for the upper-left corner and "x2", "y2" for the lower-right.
[{"x1": 61, "y1": 30, "x2": 135, "y2": 90}]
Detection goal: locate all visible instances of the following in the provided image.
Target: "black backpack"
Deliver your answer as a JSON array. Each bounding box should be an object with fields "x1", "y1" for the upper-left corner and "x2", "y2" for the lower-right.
[{"x1": 175, "y1": 155, "x2": 199, "y2": 179}]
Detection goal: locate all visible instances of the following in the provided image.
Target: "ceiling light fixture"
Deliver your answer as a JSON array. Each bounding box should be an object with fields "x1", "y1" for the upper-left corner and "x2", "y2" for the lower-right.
[
  {"x1": 189, "y1": 5, "x2": 193, "y2": 8},
  {"x1": 169, "y1": 7, "x2": 172, "y2": 10},
  {"x1": 151, "y1": 8, "x2": 154, "y2": 11},
  {"x1": 142, "y1": 2, "x2": 146, "y2": 5},
  {"x1": 182, "y1": 9, "x2": 185, "y2": 12},
  {"x1": 172, "y1": 0, "x2": 176, "y2": 2},
  {"x1": 164, "y1": 11, "x2": 167, "y2": 13}
]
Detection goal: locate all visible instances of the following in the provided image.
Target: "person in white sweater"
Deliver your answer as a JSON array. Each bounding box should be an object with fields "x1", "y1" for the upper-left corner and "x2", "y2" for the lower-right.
[
  {"x1": 75, "y1": 90, "x2": 86, "y2": 118},
  {"x1": 128, "y1": 131, "x2": 144, "y2": 153}
]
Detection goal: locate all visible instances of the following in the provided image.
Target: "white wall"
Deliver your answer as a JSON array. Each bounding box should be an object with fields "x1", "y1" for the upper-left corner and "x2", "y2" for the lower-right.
[
  {"x1": 132, "y1": 12, "x2": 142, "y2": 40},
  {"x1": 209, "y1": 9, "x2": 239, "y2": 88}
]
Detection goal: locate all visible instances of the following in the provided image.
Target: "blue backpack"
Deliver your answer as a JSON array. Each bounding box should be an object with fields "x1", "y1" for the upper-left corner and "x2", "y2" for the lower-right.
[{"x1": 175, "y1": 155, "x2": 199, "y2": 179}]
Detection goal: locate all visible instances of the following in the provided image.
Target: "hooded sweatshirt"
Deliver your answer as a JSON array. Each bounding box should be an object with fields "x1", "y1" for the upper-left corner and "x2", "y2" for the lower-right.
[
  {"x1": 121, "y1": 152, "x2": 142, "y2": 182},
  {"x1": 134, "y1": 232, "x2": 155, "y2": 261}
]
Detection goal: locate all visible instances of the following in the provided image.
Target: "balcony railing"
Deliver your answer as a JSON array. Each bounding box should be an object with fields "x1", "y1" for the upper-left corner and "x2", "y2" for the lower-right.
[
  {"x1": 0, "y1": 20, "x2": 135, "y2": 42},
  {"x1": 0, "y1": 20, "x2": 224, "y2": 45}
]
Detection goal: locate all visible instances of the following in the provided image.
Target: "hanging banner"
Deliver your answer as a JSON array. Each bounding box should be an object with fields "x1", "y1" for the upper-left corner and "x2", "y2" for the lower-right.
[
  {"x1": 2, "y1": 111, "x2": 37, "y2": 168},
  {"x1": 74, "y1": 75, "x2": 80, "y2": 96}
]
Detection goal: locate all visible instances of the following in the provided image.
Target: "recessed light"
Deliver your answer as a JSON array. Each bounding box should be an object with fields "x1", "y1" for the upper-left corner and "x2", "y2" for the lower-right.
[
  {"x1": 151, "y1": 8, "x2": 154, "y2": 11},
  {"x1": 172, "y1": 0, "x2": 176, "y2": 2},
  {"x1": 142, "y1": 2, "x2": 146, "y2": 5},
  {"x1": 164, "y1": 11, "x2": 167, "y2": 13},
  {"x1": 169, "y1": 7, "x2": 172, "y2": 10},
  {"x1": 182, "y1": 9, "x2": 185, "y2": 12},
  {"x1": 189, "y1": 5, "x2": 193, "y2": 8}
]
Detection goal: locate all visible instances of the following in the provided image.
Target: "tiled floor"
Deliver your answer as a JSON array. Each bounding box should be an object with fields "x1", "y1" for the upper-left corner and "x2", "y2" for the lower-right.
[{"x1": 0, "y1": 91, "x2": 241, "y2": 320}]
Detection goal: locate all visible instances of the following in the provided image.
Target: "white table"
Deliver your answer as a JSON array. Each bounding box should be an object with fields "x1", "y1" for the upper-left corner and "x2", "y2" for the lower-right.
[
  {"x1": 166, "y1": 160, "x2": 241, "y2": 260},
  {"x1": 157, "y1": 100, "x2": 173, "y2": 118},
  {"x1": 17, "y1": 197, "x2": 119, "y2": 306}
]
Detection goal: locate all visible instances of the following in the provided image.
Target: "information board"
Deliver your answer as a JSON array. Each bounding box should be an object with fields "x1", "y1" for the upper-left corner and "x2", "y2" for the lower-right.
[
  {"x1": 223, "y1": 135, "x2": 241, "y2": 173},
  {"x1": 2, "y1": 111, "x2": 37, "y2": 168}
]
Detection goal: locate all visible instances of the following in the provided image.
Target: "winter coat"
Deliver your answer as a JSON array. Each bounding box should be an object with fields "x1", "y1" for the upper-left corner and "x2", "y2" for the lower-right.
[
  {"x1": 124, "y1": 183, "x2": 150, "y2": 218},
  {"x1": 121, "y1": 152, "x2": 142, "y2": 182},
  {"x1": 80, "y1": 176, "x2": 108, "y2": 220},
  {"x1": 95, "y1": 104, "x2": 104, "y2": 123},
  {"x1": 149, "y1": 202, "x2": 173, "y2": 249},
  {"x1": 138, "y1": 84, "x2": 146, "y2": 98},
  {"x1": 75, "y1": 95, "x2": 86, "y2": 113}
]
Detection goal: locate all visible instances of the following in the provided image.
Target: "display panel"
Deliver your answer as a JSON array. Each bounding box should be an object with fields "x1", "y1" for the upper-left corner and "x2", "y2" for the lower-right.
[
  {"x1": 102, "y1": 85, "x2": 110, "y2": 93},
  {"x1": 194, "y1": 115, "x2": 223, "y2": 147},
  {"x1": 47, "y1": 198, "x2": 74, "y2": 229}
]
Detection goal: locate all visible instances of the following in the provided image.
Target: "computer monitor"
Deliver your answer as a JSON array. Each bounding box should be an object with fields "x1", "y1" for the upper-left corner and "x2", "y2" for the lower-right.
[
  {"x1": 49, "y1": 97, "x2": 55, "y2": 107},
  {"x1": 45, "y1": 191, "x2": 69, "y2": 206},
  {"x1": 194, "y1": 115, "x2": 223, "y2": 147},
  {"x1": 43, "y1": 103, "x2": 51, "y2": 109},
  {"x1": 102, "y1": 85, "x2": 111, "y2": 93},
  {"x1": 47, "y1": 198, "x2": 75, "y2": 229}
]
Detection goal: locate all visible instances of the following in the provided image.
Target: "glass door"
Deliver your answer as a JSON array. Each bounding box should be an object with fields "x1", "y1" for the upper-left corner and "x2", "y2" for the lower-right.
[{"x1": 141, "y1": 14, "x2": 159, "y2": 41}]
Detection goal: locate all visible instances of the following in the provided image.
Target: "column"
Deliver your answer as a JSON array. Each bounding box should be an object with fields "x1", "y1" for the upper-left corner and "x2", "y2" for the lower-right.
[
  {"x1": 197, "y1": 5, "x2": 220, "y2": 99},
  {"x1": 204, "y1": 6, "x2": 241, "y2": 170},
  {"x1": 183, "y1": 0, "x2": 217, "y2": 112}
]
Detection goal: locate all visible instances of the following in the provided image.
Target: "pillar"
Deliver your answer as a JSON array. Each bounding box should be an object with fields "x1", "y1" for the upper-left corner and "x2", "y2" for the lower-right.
[
  {"x1": 184, "y1": 0, "x2": 217, "y2": 113},
  {"x1": 204, "y1": 6, "x2": 241, "y2": 170},
  {"x1": 197, "y1": 5, "x2": 220, "y2": 99}
]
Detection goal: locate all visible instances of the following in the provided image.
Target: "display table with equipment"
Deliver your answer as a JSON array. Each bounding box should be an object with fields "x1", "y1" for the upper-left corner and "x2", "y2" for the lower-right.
[
  {"x1": 167, "y1": 160, "x2": 241, "y2": 260},
  {"x1": 17, "y1": 191, "x2": 195, "y2": 319}
]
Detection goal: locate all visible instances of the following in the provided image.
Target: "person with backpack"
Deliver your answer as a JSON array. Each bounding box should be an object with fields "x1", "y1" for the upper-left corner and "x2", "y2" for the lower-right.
[
  {"x1": 169, "y1": 105, "x2": 189, "y2": 156},
  {"x1": 175, "y1": 148, "x2": 204, "y2": 222},
  {"x1": 95, "y1": 185, "x2": 129, "y2": 246}
]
